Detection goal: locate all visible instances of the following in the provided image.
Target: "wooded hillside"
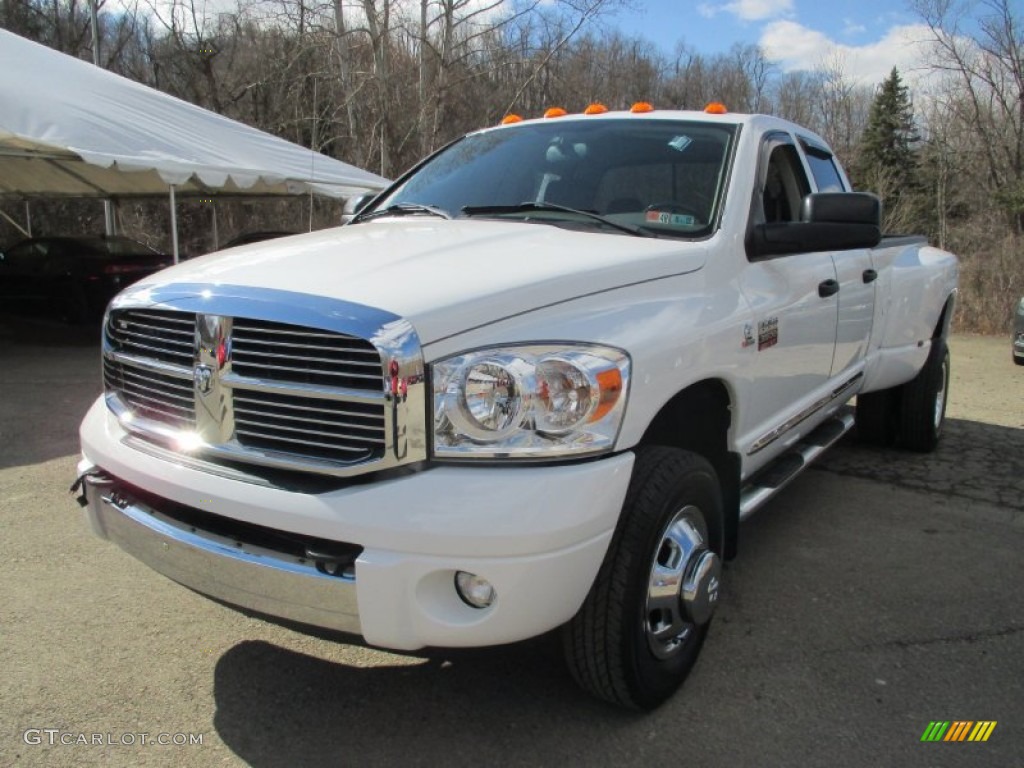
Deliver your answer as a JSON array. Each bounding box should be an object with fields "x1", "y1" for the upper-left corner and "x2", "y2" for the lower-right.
[{"x1": 1, "y1": 0, "x2": 1020, "y2": 331}]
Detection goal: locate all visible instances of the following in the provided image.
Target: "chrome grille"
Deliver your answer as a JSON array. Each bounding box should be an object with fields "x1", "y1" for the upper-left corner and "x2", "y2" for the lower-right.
[
  {"x1": 106, "y1": 309, "x2": 195, "y2": 367},
  {"x1": 103, "y1": 357, "x2": 195, "y2": 429},
  {"x1": 233, "y1": 390, "x2": 386, "y2": 462},
  {"x1": 231, "y1": 319, "x2": 381, "y2": 391},
  {"x1": 99, "y1": 294, "x2": 425, "y2": 479}
]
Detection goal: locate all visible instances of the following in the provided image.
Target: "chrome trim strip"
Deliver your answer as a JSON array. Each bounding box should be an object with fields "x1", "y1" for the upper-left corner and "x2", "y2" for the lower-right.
[
  {"x1": 222, "y1": 374, "x2": 386, "y2": 404},
  {"x1": 82, "y1": 476, "x2": 361, "y2": 634},
  {"x1": 105, "y1": 349, "x2": 193, "y2": 379},
  {"x1": 748, "y1": 373, "x2": 862, "y2": 455}
]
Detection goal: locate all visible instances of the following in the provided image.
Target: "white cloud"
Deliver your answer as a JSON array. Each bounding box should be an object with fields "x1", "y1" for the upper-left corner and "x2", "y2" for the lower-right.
[
  {"x1": 726, "y1": 0, "x2": 793, "y2": 21},
  {"x1": 841, "y1": 18, "x2": 866, "y2": 37},
  {"x1": 697, "y1": 0, "x2": 792, "y2": 22},
  {"x1": 759, "y1": 21, "x2": 937, "y2": 87}
]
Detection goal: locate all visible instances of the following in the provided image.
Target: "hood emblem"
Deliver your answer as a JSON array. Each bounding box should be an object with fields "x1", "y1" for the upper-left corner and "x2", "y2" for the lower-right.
[{"x1": 194, "y1": 364, "x2": 214, "y2": 395}]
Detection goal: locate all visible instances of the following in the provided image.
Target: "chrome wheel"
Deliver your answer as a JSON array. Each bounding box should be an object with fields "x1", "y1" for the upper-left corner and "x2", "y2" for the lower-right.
[
  {"x1": 645, "y1": 505, "x2": 720, "y2": 660},
  {"x1": 934, "y1": 354, "x2": 948, "y2": 431}
]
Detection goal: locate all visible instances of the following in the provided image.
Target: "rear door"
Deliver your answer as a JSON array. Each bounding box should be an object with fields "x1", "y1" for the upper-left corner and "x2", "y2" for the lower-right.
[{"x1": 800, "y1": 139, "x2": 876, "y2": 377}]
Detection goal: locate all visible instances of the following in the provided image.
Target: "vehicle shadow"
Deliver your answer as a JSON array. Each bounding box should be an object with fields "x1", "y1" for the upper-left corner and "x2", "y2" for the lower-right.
[
  {"x1": 211, "y1": 636, "x2": 645, "y2": 767},
  {"x1": 0, "y1": 315, "x2": 102, "y2": 470},
  {"x1": 815, "y1": 418, "x2": 1024, "y2": 514}
]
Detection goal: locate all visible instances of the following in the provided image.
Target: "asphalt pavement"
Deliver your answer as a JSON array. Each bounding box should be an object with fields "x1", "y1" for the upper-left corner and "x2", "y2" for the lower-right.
[{"x1": 1, "y1": 320, "x2": 1021, "y2": 768}]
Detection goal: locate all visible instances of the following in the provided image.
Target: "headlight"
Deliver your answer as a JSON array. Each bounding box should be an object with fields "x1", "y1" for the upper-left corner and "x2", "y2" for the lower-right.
[{"x1": 433, "y1": 344, "x2": 630, "y2": 458}]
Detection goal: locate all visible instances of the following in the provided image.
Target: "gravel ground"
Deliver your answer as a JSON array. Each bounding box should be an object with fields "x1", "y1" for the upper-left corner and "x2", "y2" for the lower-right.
[{"x1": 0, "y1": 324, "x2": 1021, "y2": 768}]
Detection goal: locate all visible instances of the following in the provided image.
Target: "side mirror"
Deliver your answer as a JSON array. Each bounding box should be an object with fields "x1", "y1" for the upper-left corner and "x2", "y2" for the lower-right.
[
  {"x1": 747, "y1": 192, "x2": 882, "y2": 259},
  {"x1": 801, "y1": 192, "x2": 881, "y2": 227},
  {"x1": 342, "y1": 193, "x2": 377, "y2": 223}
]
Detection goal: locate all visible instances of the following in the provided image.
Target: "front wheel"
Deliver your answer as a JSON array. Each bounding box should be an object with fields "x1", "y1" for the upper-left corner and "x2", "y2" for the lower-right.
[{"x1": 562, "y1": 447, "x2": 722, "y2": 710}]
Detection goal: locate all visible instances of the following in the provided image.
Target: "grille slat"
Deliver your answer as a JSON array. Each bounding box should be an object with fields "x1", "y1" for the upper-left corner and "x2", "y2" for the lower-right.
[
  {"x1": 229, "y1": 361, "x2": 382, "y2": 382},
  {"x1": 233, "y1": 393, "x2": 382, "y2": 422},
  {"x1": 105, "y1": 308, "x2": 389, "y2": 472},
  {"x1": 231, "y1": 318, "x2": 382, "y2": 391},
  {"x1": 235, "y1": 417, "x2": 385, "y2": 445},
  {"x1": 228, "y1": 348, "x2": 381, "y2": 368},
  {"x1": 121, "y1": 388, "x2": 194, "y2": 415},
  {"x1": 107, "y1": 310, "x2": 196, "y2": 367},
  {"x1": 120, "y1": 368, "x2": 194, "y2": 399},
  {"x1": 234, "y1": 428, "x2": 374, "y2": 455}
]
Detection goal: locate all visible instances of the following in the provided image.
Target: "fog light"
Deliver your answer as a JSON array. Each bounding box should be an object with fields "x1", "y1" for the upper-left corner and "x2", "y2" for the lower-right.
[{"x1": 454, "y1": 571, "x2": 496, "y2": 609}]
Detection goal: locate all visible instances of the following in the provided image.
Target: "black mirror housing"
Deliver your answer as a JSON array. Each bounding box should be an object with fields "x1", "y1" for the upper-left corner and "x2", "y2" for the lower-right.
[
  {"x1": 747, "y1": 192, "x2": 883, "y2": 259},
  {"x1": 801, "y1": 192, "x2": 882, "y2": 227}
]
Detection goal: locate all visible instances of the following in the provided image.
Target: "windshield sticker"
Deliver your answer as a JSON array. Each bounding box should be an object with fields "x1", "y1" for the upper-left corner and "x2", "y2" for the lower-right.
[
  {"x1": 645, "y1": 210, "x2": 696, "y2": 227},
  {"x1": 668, "y1": 135, "x2": 693, "y2": 152}
]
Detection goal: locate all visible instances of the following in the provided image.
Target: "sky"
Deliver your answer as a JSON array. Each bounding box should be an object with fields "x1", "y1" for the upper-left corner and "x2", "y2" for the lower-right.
[{"x1": 605, "y1": 0, "x2": 937, "y2": 87}]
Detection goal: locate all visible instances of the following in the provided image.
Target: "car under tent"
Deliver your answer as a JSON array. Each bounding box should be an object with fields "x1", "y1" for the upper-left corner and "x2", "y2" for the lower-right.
[{"x1": 0, "y1": 29, "x2": 389, "y2": 262}]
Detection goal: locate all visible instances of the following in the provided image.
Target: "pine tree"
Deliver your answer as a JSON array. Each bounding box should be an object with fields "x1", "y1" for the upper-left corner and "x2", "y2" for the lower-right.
[{"x1": 853, "y1": 68, "x2": 922, "y2": 232}]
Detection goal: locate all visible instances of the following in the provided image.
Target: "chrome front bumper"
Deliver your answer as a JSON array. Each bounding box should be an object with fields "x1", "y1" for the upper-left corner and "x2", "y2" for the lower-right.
[{"x1": 81, "y1": 474, "x2": 361, "y2": 634}]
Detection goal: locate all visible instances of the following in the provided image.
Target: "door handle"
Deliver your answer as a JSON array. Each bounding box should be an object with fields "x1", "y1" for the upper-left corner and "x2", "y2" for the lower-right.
[
  {"x1": 862, "y1": 269, "x2": 878, "y2": 284},
  {"x1": 818, "y1": 279, "x2": 840, "y2": 298}
]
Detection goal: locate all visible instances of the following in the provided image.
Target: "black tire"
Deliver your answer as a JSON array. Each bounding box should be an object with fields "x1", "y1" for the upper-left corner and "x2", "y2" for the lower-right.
[
  {"x1": 855, "y1": 389, "x2": 897, "y2": 446},
  {"x1": 1014, "y1": 353, "x2": 1024, "y2": 367},
  {"x1": 897, "y1": 339, "x2": 950, "y2": 452},
  {"x1": 562, "y1": 447, "x2": 723, "y2": 710}
]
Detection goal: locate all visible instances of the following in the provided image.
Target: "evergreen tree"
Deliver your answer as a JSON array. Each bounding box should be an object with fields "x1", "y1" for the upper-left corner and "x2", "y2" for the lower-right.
[{"x1": 853, "y1": 67, "x2": 922, "y2": 231}]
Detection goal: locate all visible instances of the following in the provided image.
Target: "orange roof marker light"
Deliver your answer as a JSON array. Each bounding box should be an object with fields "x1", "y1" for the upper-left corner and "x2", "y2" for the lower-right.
[
  {"x1": 501, "y1": 114, "x2": 523, "y2": 125},
  {"x1": 630, "y1": 102, "x2": 655, "y2": 113},
  {"x1": 704, "y1": 102, "x2": 728, "y2": 114},
  {"x1": 543, "y1": 107, "x2": 568, "y2": 118},
  {"x1": 584, "y1": 103, "x2": 608, "y2": 115}
]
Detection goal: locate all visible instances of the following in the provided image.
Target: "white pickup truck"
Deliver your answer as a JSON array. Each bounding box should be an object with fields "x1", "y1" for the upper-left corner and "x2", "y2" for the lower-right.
[{"x1": 76, "y1": 106, "x2": 958, "y2": 709}]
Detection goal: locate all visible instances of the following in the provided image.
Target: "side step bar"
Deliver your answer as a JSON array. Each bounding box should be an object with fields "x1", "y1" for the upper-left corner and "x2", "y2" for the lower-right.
[{"x1": 738, "y1": 406, "x2": 855, "y2": 521}]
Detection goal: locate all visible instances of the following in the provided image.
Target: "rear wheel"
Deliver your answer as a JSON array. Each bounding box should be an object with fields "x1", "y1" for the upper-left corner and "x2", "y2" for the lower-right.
[
  {"x1": 563, "y1": 447, "x2": 722, "y2": 710},
  {"x1": 898, "y1": 339, "x2": 949, "y2": 452}
]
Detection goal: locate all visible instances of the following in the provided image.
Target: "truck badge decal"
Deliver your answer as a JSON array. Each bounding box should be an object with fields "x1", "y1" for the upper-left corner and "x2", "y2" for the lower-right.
[
  {"x1": 742, "y1": 323, "x2": 755, "y2": 348},
  {"x1": 757, "y1": 317, "x2": 778, "y2": 351},
  {"x1": 193, "y1": 364, "x2": 214, "y2": 395}
]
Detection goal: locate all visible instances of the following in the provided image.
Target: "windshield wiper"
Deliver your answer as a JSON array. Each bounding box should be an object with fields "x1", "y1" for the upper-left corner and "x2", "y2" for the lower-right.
[
  {"x1": 353, "y1": 202, "x2": 452, "y2": 223},
  {"x1": 461, "y1": 202, "x2": 653, "y2": 238}
]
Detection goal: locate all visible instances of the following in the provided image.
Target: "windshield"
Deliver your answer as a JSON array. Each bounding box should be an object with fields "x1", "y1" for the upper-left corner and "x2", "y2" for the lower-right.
[{"x1": 366, "y1": 118, "x2": 738, "y2": 238}]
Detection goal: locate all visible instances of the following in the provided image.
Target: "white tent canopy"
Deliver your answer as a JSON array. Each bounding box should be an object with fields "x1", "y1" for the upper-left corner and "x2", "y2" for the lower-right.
[{"x1": 0, "y1": 29, "x2": 389, "y2": 200}]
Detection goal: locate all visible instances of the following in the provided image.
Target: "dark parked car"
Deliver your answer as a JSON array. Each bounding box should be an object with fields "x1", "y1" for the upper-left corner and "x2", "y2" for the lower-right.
[
  {"x1": 1014, "y1": 297, "x2": 1024, "y2": 366},
  {"x1": 221, "y1": 230, "x2": 296, "y2": 249},
  {"x1": 0, "y1": 235, "x2": 170, "y2": 323}
]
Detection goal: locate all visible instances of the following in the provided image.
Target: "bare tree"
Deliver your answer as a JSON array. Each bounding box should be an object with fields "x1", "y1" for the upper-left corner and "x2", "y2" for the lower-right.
[{"x1": 912, "y1": 0, "x2": 1024, "y2": 232}]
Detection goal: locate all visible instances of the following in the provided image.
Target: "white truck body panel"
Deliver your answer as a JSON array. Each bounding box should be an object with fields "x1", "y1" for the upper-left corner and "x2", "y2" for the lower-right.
[{"x1": 78, "y1": 108, "x2": 958, "y2": 657}]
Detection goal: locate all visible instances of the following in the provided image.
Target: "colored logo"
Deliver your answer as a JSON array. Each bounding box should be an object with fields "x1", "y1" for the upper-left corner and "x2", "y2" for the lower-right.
[
  {"x1": 193, "y1": 364, "x2": 214, "y2": 396},
  {"x1": 920, "y1": 721, "x2": 997, "y2": 742}
]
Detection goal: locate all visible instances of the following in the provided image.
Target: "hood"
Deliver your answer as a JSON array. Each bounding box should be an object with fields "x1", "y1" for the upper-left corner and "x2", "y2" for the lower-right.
[{"x1": 133, "y1": 220, "x2": 708, "y2": 344}]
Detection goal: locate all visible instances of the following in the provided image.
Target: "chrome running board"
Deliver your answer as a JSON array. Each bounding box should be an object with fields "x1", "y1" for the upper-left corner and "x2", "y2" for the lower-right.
[{"x1": 739, "y1": 406, "x2": 855, "y2": 521}]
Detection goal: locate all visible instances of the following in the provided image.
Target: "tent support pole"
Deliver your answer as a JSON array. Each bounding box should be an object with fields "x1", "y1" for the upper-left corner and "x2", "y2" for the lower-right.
[
  {"x1": 25, "y1": 201, "x2": 32, "y2": 237},
  {"x1": 103, "y1": 200, "x2": 115, "y2": 236},
  {"x1": 0, "y1": 207, "x2": 31, "y2": 238},
  {"x1": 211, "y1": 199, "x2": 219, "y2": 250},
  {"x1": 169, "y1": 185, "x2": 180, "y2": 263}
]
